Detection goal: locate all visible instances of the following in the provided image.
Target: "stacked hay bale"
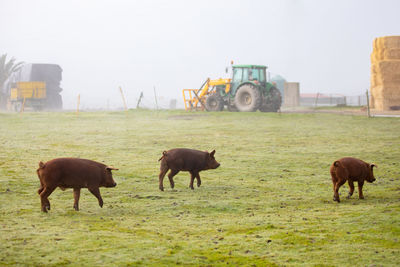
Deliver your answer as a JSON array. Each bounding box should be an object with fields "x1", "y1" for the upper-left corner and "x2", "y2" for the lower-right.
[{"x1": 370, "y1": 36, "x2": 400, "y2": 110}]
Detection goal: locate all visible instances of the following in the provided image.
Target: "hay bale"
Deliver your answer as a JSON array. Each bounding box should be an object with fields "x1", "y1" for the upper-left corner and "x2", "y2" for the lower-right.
[
  {"x1": 370, "y1": 36, "x2": 400, "y2": 111},
  {"x1": 371, "y1": 48, "x2": 400, "y2": 63},
  {"x1": 371, "y1": 86, "x2": 400, "y2": 98},
  {"x1": 370, "y1": 61, "x2": 400, "y2": 88},
  {"x1": 372, "y1": 36, "x2": 400, "y2": 51},
  {"x1": 371, "y1": 96, "x2": 400, "y2": 110}
]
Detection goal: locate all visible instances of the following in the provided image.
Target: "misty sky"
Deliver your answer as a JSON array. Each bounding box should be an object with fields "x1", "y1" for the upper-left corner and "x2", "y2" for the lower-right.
[{"x1": 1, "y1": 0, "x2": 399, "y2": 109}]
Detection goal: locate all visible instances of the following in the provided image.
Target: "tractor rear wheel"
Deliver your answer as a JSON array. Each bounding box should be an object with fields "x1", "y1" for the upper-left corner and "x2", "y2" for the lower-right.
[
  {"x1": 259, "y1": 86, "x2": 282, "y2": 112},
  {"x1": 205, "y1": 93, "x2": 224, "y2": 111},
  {"x1": 234, "y1": 84, "x2": 261, "y2": 112}
]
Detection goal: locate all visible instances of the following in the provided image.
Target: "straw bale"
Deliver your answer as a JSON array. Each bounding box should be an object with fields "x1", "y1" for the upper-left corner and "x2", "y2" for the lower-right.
[
  {"x1": 371, "y1": 48, "x2": 400, "y2": 63},
  {"x1": 373, "y1": 36, "x2": 400, "y2": 51},
  {"x1": 370, "y1": 75, "x2": 400, "y2": 87},
  {"x1": 371, "y1": 91, "x2": 400, "y2": 100},
  {"x1": 370, "y1": 96, "x2": 400, "y2": 110},
  {"x1": 371, "y1": 61, "x2": 400, "y2": 75},
  {"x1": 370, "y1": 61, "x2": 400, "y2": 87}
]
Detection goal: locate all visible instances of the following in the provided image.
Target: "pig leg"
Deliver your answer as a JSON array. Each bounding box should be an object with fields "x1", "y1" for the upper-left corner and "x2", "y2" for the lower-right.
[
  {"x1": 38, "y1": 186, "x2": 44, "y2": 195},
  {"x1": 73, "y1": 188, "x2": 81, "y2": 211},
  {"x1": 168, "y1": 169, "x2": 179, "y2": 189},
  {"x1": 347, "y1": 181, "x2": 354, "y2": 199},
  {"x1": 333, "y1": 179, "x2": 346, "y2": 202},
  {"x1": 358, "y1": 181, "x2": 365, "y2": 199},
  {"x1": 159, "y1": 161, "x2": 169, "y2": 191},
  {"x1": 39, "y1": 186, "x2": 56, "y2": 212},
  {"x1": 196, "y1": 173, "x2": 201, "y2": 187},
  {"x1": 189, "y1": 171, "x2": 197, "y2": 190},
  {"x1": 37, "y1": 184, "x2": 50, "y2": 210},
  {"x1": 38, "y1": 183, "x2": 44, "y2": 195},
  {"x1": 88, "y1": 187, "x2": 103, "y2": 208},
  {"x1": 331, "y1": 172, "x2": 339, "y2": 202}
]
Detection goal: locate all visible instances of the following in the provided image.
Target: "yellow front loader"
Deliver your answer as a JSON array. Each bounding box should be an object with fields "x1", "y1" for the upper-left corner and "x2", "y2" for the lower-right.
[
  {"x1": 9, "y1": 81, "x2": 46, "y2": 111},
  {"x1": 182, "y1": 78, "x2": 231, "y2": 111}
]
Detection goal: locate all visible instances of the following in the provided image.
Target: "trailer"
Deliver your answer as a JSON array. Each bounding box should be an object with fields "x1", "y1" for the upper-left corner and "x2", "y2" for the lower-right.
[{"x1": 9, "y1": 82, "x2": 46, "y2": 111}]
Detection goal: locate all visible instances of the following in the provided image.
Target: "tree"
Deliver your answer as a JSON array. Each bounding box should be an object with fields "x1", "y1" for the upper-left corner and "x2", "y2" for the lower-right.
[{"x1": 0, "y1": 54, "x2": 24, "y2": 108}]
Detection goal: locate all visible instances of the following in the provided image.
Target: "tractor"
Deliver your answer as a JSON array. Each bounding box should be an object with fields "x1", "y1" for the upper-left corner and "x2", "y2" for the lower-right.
[{"x1": 183, "y1": 64, "x2": 281, "y2": 112}]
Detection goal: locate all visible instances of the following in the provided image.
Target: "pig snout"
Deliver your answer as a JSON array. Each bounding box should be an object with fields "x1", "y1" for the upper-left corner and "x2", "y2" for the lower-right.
[
  {"x1": 212, "y1": 162, "x2": 221, "y2": 169},
  {"x1": 105, "y1": 180, "x2": 117, "y2": 187}
]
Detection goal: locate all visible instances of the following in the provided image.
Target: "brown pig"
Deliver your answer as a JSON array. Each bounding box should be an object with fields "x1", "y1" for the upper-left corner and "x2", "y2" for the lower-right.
[
  {"x1": 158, "y1": 148, "x2": 220, "y2": 191},
  {"x1": 36, "y1": 158, "x2": 118, "y2": 212},
  {"x1": 330, "y1": 157, "x2": 377, "y2": 202}
]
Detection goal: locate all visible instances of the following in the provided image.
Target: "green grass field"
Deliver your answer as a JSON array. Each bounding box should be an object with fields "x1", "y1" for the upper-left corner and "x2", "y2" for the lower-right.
[{"x1": 0, "y1": 110, "x2": 399, "y2": 266}]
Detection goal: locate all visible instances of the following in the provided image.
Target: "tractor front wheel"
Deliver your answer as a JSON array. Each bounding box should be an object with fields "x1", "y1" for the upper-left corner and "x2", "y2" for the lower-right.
[
  {"x1": 234, "y1": 84, "x2": 261, "y2": 112},
  {"x1": 205, "y1": 93, "x2": 224, "y2": 111}
]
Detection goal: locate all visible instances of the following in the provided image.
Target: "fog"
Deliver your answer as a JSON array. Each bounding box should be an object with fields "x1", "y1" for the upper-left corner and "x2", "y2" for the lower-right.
[{"x1": 1, "y1": 0, "x2": 399, "y2": 109}]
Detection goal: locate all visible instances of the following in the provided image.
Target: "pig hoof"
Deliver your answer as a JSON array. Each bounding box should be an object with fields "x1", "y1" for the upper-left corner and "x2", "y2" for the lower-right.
[
  {"x1": 41, "y1": 208, "x2": 48, "y2": 213},
  {"x1": 74, "y1": 206, "x2": 79, "y2": 211},
  {"x1": 190, "y1": 187, "x2": 194, "y2": 190},
  {"x1": 346, "y1": 194, "x2": 352, "y2": 199},
  {"x1": 159, "y1": 187, "x2": 164, "y2": 191},
  {"x1": 359, "y1": 196, "x2": 364, "y2": 199}
]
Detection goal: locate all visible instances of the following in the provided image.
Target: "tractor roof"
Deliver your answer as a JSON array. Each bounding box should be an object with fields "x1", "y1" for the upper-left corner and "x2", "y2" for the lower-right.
[{"x1": 232, "y1": 64, "x2": 267, "y2": 69}]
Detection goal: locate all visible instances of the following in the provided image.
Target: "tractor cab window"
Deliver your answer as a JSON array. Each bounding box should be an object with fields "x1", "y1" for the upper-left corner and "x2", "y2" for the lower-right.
[
  {"x1": 249, "y1": 68, "x2": 266, "y2": 82},
  {"x1": 242, "y1": 68, "x2": 249, "y2": 81},
  {"x1": 259, "y1": 69, "x2": 266, "y2": 82},
  {"x1": 233, "y1": 68, "x2": 243, "y2": 82},
  {"x1": 248, "y1": 69, "x2": 260, "y2": 81}
]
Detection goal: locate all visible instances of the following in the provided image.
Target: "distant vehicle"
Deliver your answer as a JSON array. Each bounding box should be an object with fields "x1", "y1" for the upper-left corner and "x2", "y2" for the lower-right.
[
  {"x1": 183, "y1": 64, "x2": 281, "y2": 112},
  {"x1": 2, "y1": 63, "x2": 63, "y2": 111}
]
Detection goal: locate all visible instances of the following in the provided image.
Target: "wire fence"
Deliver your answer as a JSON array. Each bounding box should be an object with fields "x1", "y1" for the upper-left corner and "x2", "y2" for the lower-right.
[
  {"x1": 300, "y1": 93, "x2": 368, "y2": 107},
  {"x1": 67, "y1": 91, "x2": 369, "y2": 111}
]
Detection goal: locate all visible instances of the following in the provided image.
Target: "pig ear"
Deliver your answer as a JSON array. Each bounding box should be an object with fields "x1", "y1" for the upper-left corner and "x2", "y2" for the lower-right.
[
  {"x1": 38, "y1": 161, "x2": 45, "y2": 168},
  {"x1": 106, "y1": 166, "x2": 119, "y2": 171},
  {"x1": 210, "y1": 150, "x2": 216, "y2": 157},
  {"x1": 371, "y1": 164, "x2": 377, "y2": 170}
]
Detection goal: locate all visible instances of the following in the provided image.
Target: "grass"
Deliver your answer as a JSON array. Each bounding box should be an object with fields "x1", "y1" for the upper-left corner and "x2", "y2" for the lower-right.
[{"x1": 0, "y1": 110, "x2": 399, "y2": 266}]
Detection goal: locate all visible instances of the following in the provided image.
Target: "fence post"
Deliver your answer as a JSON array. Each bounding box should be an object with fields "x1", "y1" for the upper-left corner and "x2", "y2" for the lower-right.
[
  {"x1": 119, "y1": 87, "x2": 128, "y2": 112},
  {"x1": 314, "y1": 93, "x2": 319, "y2": 108},
  {"x1": 20, "y1": 97, "x2": 26, "y2": 113},
  {"x1": 136, "y1": 92, "x2": 144, "y2": 109},
  {"x1": 76, "y1": 94, "x2": 80, "y2": 115},
  {"x1": 153, "y1": 86, "x2": 159, "y2": 110}
]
